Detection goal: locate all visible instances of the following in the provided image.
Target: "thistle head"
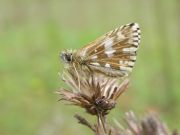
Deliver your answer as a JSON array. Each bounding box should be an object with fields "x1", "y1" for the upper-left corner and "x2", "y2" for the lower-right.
[{"x1": 58, "y1": 69, "x2": 129, "y2": 116}]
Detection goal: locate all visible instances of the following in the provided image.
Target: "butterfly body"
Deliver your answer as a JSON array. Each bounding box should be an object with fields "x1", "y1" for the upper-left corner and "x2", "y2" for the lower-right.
[{"x1": 60, "y1": 23, "x2": 141, "y2": 77}]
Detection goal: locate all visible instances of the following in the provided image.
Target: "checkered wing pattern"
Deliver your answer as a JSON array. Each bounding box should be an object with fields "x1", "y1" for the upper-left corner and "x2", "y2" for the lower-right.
[{"x1": 78, "y1": 23, "x2": 141, "y2": 77}]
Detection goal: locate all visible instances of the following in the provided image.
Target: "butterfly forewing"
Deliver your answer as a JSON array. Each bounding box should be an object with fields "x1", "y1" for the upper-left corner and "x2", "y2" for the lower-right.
[{"x1": 77, "y1": 23, "x2": 141, "y2": 77}]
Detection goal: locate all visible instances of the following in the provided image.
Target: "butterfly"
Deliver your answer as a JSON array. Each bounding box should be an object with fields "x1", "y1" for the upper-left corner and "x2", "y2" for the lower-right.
[{"x1": 60, "y1": 23, "x2": 141, "y2": 78}]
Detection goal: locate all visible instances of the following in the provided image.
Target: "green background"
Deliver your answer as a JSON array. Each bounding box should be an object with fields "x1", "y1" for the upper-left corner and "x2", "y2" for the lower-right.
[{"x1": 0, "y1": 0, "x2": 180, "y2": 135}]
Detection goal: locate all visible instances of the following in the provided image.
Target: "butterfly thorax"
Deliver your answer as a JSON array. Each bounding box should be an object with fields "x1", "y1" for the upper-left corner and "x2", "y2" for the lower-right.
[{"x1": 60, "y1": 49, "x2": 86, "y2": 65}]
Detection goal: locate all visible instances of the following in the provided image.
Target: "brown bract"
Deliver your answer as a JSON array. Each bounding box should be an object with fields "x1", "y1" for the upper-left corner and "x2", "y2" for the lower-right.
[{"x1": 58, "y1": 69, "x2": 129, "y2": 116}]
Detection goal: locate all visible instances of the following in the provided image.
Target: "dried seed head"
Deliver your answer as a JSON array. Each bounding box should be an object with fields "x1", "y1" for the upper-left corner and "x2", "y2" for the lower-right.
[
  {"x1": 58, "y1": 69, "x2": 129, "y2": 115},
  {"x1": 110, "y1": 111, "x2": 178, "y2": 135}
]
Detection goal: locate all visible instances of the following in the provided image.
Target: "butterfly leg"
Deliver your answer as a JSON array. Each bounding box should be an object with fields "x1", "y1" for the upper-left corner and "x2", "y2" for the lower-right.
[{"x1": 73, "y1": 63, "x2": 81, "y2": 91}]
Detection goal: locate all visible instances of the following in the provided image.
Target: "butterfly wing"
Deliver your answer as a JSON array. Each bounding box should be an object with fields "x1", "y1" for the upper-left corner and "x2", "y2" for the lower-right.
[{"x1": 78, "y1": 23, "x2": 141, "y2": 77}]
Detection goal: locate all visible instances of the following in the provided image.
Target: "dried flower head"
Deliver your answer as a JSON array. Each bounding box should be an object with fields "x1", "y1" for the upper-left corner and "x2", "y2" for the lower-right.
[
  {"x1": 110, "y1": 111, "x2": 178, "y2": 135},
  {"x1": 58, "y1": 69, "x2": 129, "y2": 116}
]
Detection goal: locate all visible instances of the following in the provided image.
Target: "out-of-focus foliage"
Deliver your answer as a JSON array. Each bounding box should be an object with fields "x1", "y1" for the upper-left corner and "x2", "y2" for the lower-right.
[{"x1": 0, "y1": 0, "x2": 179, "y2": 135}]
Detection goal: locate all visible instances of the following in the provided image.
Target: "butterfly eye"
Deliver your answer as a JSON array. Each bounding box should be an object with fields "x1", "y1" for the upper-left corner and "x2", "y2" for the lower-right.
[{"x1": 65, "y1": 54, "x2": 72, "y2": 62}]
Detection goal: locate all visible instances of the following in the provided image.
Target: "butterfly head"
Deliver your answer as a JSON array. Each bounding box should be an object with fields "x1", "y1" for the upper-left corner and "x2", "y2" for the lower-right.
[{"x1": 60, "y1": 49, "x2": 75, "y2": 64}]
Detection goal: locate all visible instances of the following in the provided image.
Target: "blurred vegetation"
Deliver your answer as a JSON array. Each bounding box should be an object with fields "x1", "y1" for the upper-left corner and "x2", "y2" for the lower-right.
[{"x1": 0, "y1": 0, "x2": 180, "y2": 135}]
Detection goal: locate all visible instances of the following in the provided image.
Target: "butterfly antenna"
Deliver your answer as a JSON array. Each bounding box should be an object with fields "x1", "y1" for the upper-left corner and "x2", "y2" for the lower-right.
[{"x1": 73, "y1": 63, "x2": 81, "y2": 91}]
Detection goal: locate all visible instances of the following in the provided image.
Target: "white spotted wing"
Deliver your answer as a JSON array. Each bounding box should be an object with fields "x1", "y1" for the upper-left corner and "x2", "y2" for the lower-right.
[{"x1": 77, "y1": 23, "x2": 141, "y2": 77}]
